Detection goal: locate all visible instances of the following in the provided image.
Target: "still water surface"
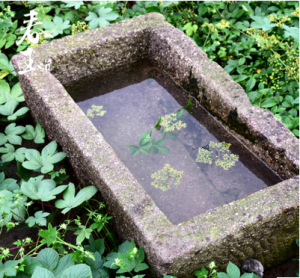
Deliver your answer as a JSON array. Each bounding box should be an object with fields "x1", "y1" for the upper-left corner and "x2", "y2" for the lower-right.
[{"x1": 64, "y1": 60, "x2": 281, "y2": 224}]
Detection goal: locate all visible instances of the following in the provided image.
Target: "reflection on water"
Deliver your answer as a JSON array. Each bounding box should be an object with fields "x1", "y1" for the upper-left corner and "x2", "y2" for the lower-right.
[{"x1": 64, "y1": 59, "x2": 282, "y2": 225}]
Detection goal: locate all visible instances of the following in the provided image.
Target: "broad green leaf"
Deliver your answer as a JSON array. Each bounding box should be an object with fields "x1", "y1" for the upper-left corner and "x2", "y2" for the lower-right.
[
  {"x1": 8, "y1": 107, "x2": 30, "y2": 121},
  {"x1": 232, "y1": 75, "x2": 248, "y2": 83},
  {"x1": 53, "y1": 255, "x2": 75, "y2": 278},
  {"x1": 131, "y1": 149, "x2": 139, "y2": 156},
  {"x1": 21, "y1": 175, "x2": 67, "y2": 202},
  {"x1": 217, "y1": 273, "x2": 229, "y2": 278},
  {"x1": 0, "y1": 260, "x2": 19, "y2": 277},
  {"x1": 84, "y1": 236, "x2": 105, "y2": 255},
  {"x1": 0, "y1": 99, "x2": 18, "y2": 117},
  {"x1": 162, "y1": 1, "x2": 178, "y2": 8},
  {"x1": 25, "y1": 210, "x2": 50, "y2": 227},
  {"x1": 31, "y1": 267, "x2": 55, "y2": 278},
  {"x1": 84, "y1": 251, "x2": 108, "y2": 278},
  {"x1": 55, "y1": 183, "x2": 98, "y2": 214},
  {"x1": 182, "y1": 22, "x2": 198, "y2": 36},
  {"x1": 61, "y1": 264, "x2": 92, "y2": 278},
  {"x1": 128, "y1": 145, "x2": 139, "y2": 152},
  {"x1": 74, "y1": 225, "x2": 93, "y2": 245},
  {"x1": 36, "y1": 249, "x2": 59, "y2": 271},
  {"x1": 86, "y1": 7, "x2": 118, "y2": 29},
  {"x1": 226, "y1": 261, "x2": 240, "y2": 278},
  {"x1": 140, "y1": 141, "x2": 152, "y2": 148}
]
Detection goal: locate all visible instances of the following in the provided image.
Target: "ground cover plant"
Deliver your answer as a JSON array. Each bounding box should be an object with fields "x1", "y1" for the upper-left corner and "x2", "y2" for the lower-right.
[{"x1": 0, "y1": 1, "x2": 298, "y2": 278}]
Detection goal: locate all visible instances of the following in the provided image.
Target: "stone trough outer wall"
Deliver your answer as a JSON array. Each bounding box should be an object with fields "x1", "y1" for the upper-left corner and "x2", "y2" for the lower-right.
[{"x1": 12, "y1": 13, "x2": 299, "y2": 278}]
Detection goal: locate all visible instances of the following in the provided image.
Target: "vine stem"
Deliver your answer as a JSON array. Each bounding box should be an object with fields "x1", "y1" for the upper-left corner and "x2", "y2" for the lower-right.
[{"x1": 0, "y1": 242, "x2": 39, "y2": 253}]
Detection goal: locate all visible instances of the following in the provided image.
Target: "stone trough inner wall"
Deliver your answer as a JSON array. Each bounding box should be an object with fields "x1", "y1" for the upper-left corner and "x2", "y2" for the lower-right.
[{"x1": 12, "y1": 13, "x2": 299, "y2": 278}]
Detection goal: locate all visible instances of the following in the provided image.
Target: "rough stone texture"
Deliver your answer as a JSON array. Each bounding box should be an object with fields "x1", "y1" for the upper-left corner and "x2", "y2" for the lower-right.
[{"x1": 12, "y1": 13, "x2": 299, "y2": 278}]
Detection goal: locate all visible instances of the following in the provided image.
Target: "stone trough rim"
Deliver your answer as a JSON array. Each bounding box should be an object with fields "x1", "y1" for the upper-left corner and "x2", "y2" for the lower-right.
[{"x1": 12, "y1": 13, "x2": 299, "y2": 277}]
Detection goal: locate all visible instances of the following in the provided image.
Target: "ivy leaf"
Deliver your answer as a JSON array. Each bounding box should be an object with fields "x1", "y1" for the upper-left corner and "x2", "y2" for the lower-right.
[
  {"x1": 74, "y1": 225, "x2": 93, "y2": 245},
  {"x1": 0, "y1": 123, "x2": 26, "y2": 146},
  {"x1": 55, "y1": 183, "x2": 98, "y2": 214},
  {"x1": 22, "y1": 141, "x2": 67, "y2": 174},
  {"x1": 250, "y1": 16, "x2": 276, "y2": 31},
  {"x1": 0, "y1": 81, "x2": 24, "y2": 105},
  {"x1": 21, "y1": 175, "x2": 68, "y2": 202},
  {"x1": 62, "y1": 1, "x2": 84, "y2": 9},
  {"x1": 39, "y1": 224, "x2": 57, "y2": 247},
  {"x1": 0, "y1": 144, "x2": 26, "y2": 163},
  {"x1": 25, "y1": 210, "x2": 50, "y2": 227},
  {"x1": 85, "y1": 7, "x2": 118, "y2": 29},
  {"x1": 0, "y1": 260, "x2": 19, "y2": 277},
  {"x1": 22, "y1": 120, "x2": 46, "y2": 144},
  {"x1": 43, "y1": 16, "x2": 71, "y2": 37}
]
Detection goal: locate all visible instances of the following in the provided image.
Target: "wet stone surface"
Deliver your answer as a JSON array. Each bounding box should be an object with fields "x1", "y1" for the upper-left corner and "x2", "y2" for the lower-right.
[{"x1": 65, "y1": 59, "x2": 282, "y2": 224}]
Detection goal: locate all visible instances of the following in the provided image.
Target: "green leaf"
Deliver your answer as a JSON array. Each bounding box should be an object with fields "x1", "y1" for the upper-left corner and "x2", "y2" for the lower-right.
[
  {"x1": 84, "y1": 251, "x2": 107, "y2": 278},
  {"x1": 74, "y1": 225, "x2": 93, "y2": 245},
  {"x1": 21, "y1": 176, "x2": 68, "y2": 202},
  {"x1": 139, "y1": 132, "x2": 151, "y2": 146},
  {"x1": 176, "y1": 108, "x2": 184, "y2": 119},
  {"x1": 217, "y1": 273, "x2": 229, "y2": 278},
  {"x1": 0, "y1": 81, "x2": 24, "y2": 105},
  {"x1": 128, "y1": 145, "x2": 139, "y2": 152},
  {"x1": 53, "y1": 255, "x2": 75, "y2": 278},
  {"x1": 131, "y1": 149, "x2": 139, "y2": 156},
  {"x1": 232, "y1": 75, "x2": 248, "y2": 83},
  {"x1": 61, "y1": 264, "x2": 92, "y2": 278},
  {"x1": 39, "y1": 224, "x2": 57, "y2": 247},
  {"x1": 182, "y1": 22, "x2": 198, "y2": 36},
  {"x1": 84, "y1": 236, "x2": 105, "y2": 255},
  {"x1": 55, "y1": 183, "x2": 98, "y2": 214},
  {"x1": 155, "y1": 117, "x2": 161, "y2": 127},
  {"x1": 245, "y1": 77, "x2": 256, "y2": 93},
  {"x1": 156, "y1": 146, "x2": 170, "y2": 153},
  {"x1": 43, "y1": 16, "x2": 71, "y2": 37},
  {"x1": 23, "y1": 141, "x2": 67, "y2": 174},
  {"x1": 62, "y1": 1, "x2": 84, "y2": 9},
  {"x1": 0, "y1": 144, "x2": 26, "y2": 163},
  {"x1": 85, "y1": 7, "x2": 118, "y2": 29},
  {"x1": 250, "y1": 16, "x2": 276, "y2": 31},
  {"x1": 140, "y1": 141, "x2": 152, "y2": 149},
  {"x1": 226, "y1": 261, "x2": 240, "y2": 278},
  {"x1": 0, "y1": 172, "x2": 18, "y2": 191},
  {"x1": 162, "y1": 1, "x2": 178, "y2": 8},
  {"x1": 25, "y1": 210, "x2": 50, "y2": 227},
  {"x1": 283, "y1": 26, "x2": 299, "y2": 43},
  {"x1": 0, "y1": 53, "x2": 16, "y2": 76},
  {"x1": 193, "y1": 267, "x2": 209, "y2": 278},
  {"x1": 0, "y1": 260, "x2": 19, "y2": 277},
  {"x1": 36, "y1": 248, "x2": 59, "y2": 271},
  {"x1": 31, "y1": 267, "x2": 55, "y2": 278},
  {"x1": 261, "y1": 98, "x2": 279, "y2": 108},
  {"x1": 22, "y1": 120, "x2": 45, "y2": 144}
]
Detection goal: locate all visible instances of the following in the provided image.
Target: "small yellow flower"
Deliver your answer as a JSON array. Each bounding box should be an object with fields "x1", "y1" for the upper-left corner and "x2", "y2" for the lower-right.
[{"x1": 256, "y1": 69, "x2": 262, "y2": 73}]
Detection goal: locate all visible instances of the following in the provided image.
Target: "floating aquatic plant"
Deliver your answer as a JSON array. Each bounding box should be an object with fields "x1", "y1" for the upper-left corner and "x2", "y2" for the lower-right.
[
  {"x1": 151, "y1": 164, "x2": 183, "y2": 191},
  {"x1": 86, "y1": 105, "x2": 106, "y2": 118},
  {"x1": 196, "y1": 141, "x2": 239, "y2": 170},
  {"x1": 128, "y1": 98, "x2": 192, "y2": 156},
  {"x1": 160, "y1": 112, "x2": 187, "y2": 132}
]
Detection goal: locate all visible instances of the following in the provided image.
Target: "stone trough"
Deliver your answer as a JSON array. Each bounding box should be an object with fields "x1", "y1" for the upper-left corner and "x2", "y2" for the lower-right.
[{"x1": 12, "y1": 13, "x2": 299, "y2": 278}]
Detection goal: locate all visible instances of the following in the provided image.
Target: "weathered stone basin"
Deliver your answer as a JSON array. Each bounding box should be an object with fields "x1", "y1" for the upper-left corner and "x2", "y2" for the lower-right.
[{"x1": 12, "y1": 13, "x2": 299, "y2": 278}]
